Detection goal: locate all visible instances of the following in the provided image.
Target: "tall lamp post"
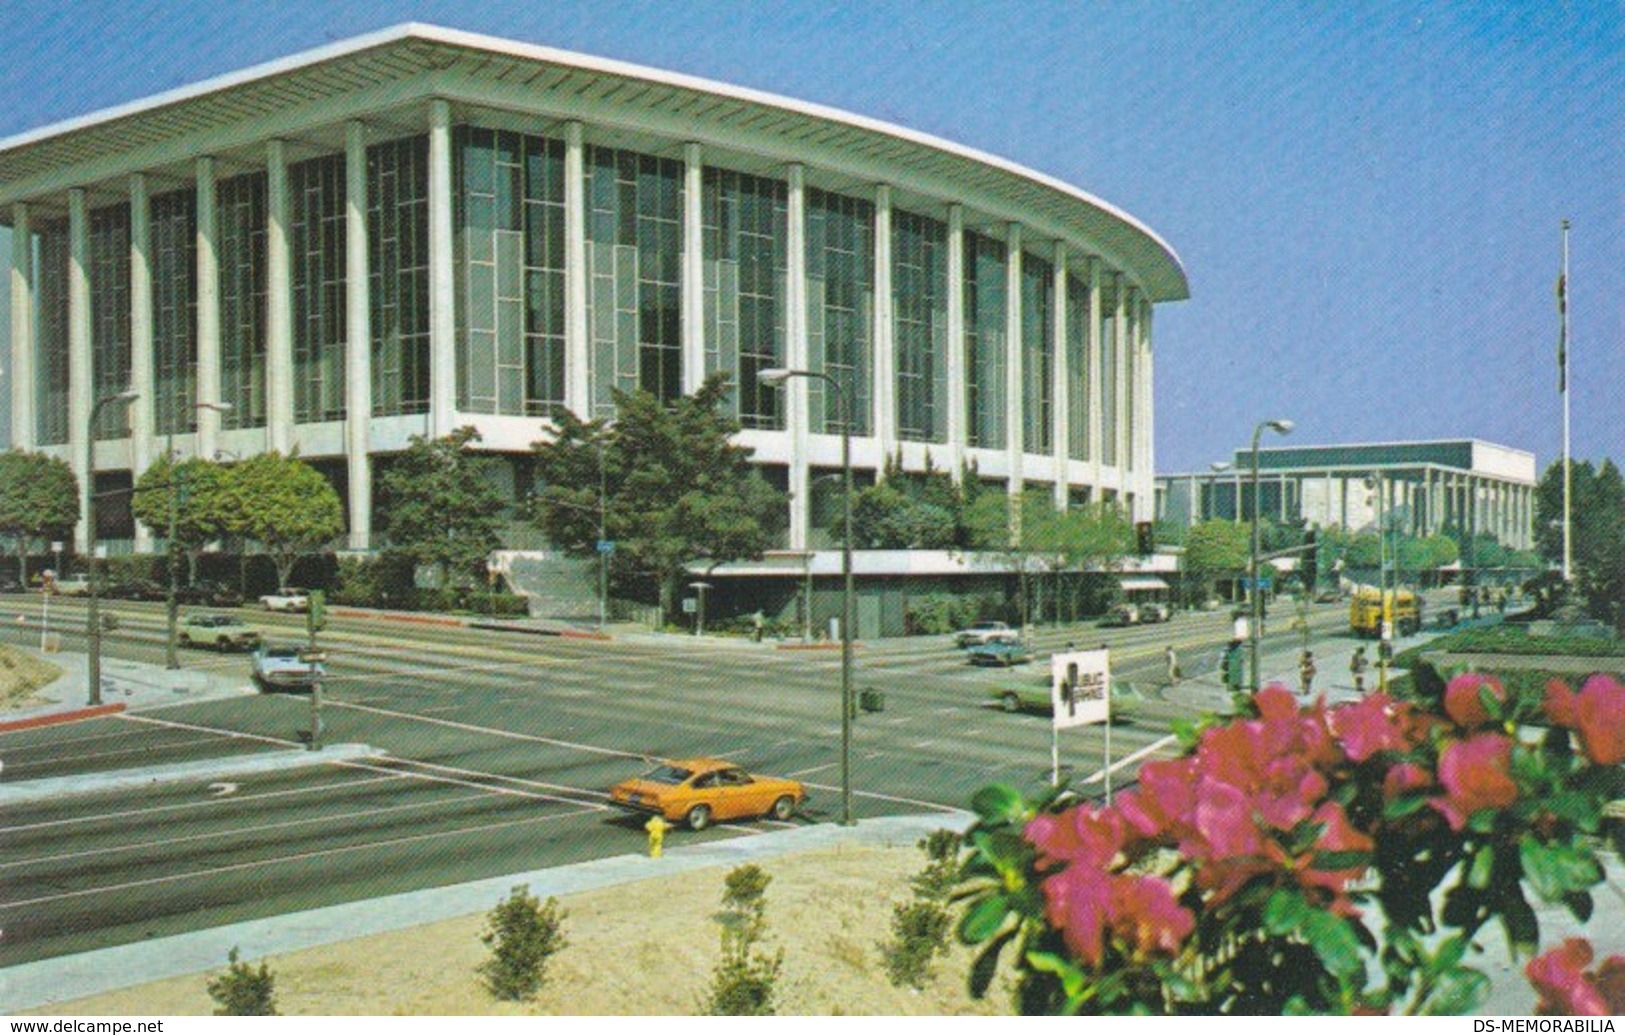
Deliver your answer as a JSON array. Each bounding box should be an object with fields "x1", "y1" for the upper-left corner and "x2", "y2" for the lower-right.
[
  {"x1": 761, "y1": 366, "x2": 855, "y2": 826},
  {"x1": 85, "y1": 388, "x2": 140, "y2": 706},
  {"x1": 163, "y1": 400, "x2": 232, "y2": 669},
  {"x1": 1248, "y1": 418, "x2": 1294, "y2": 692}
]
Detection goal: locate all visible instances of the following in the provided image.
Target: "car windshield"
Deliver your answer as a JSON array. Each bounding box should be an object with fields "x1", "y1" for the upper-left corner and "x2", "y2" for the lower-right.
[
  {"x1": 263, "y1": 647, "x2": 301, "y2": 659},
  {"x1": 641, "y1": 765, "x2": 693, "y2": 785}
]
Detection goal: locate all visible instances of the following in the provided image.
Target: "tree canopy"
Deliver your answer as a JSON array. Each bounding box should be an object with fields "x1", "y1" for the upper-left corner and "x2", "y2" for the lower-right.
[
  {"x1": 0, "y1": 449, "x2": 79, "y2": 581},
  {"x1": 530, "y1": 375, "x2": 786, "y2": 618},
  {"x1": 132, "y1": 455, "x2": 235, "y2": 578},
  {"x1": 376, "y1": 427, "x2": 506, "y2": 589},
  {"x1": 225, "y1": 452, "x2": 345, "y2": 590},
  {"x1": 1537, "y1": 458, "x2": 1625, "y2": 631},
  {"x1": 1182, "y1": 519, "x2": 1250, "y2": 602}
]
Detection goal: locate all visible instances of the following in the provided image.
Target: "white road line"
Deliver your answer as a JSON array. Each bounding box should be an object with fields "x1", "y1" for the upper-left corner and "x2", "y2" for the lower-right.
[
  {"x1": 0, "y1": 807, "x2": 604, "y2": 911},
  {"x1": 348, "y1": 756, "x2": 614, "y2": 805},
  {"x1": 785, "y1": 762, "x2": 837, "y2": 778},
  {"x1": 797, "y1": 779, "x2": 962, "y2": 815},
  {"x1": 119, "y1": 712, "x2": 303, "y2": 749},
  {"x1": 326, "y1": 699, "x2": 645, "y2": 762},
  {"x1": 3, "y1": 734, "x2": 233, "y2": 774}
]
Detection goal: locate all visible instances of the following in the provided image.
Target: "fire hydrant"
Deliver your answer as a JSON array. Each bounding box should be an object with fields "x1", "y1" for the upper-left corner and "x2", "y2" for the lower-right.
[{"x1": 645, "y1": 814, "x2": 669, "y2": 858}]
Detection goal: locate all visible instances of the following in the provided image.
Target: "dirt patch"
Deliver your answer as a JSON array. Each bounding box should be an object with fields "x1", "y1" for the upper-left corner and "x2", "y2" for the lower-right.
[
  {"x1": 43, "y1": 843, "x2": 1014, "y2": 1016},
  {"x1": 0, "y1": 644, "x2": 61, "y2": 712}
]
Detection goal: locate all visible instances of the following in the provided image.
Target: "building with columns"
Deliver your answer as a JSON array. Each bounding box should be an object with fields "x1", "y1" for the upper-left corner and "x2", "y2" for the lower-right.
[
  {"x1": 1156, "y1": 439, "x2": 1538, "y2": 550},
  {"x1": 2, "y1": 24, "x2": 1186, "y2": 558}
]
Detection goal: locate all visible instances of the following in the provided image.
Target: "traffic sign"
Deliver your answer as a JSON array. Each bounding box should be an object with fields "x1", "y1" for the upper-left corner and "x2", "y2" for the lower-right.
[{"x1": 596, "y1": 539, "x2": 615, "y2": 554}]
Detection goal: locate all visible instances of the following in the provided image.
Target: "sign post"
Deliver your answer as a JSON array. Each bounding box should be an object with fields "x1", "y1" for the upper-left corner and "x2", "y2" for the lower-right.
[{"x1": 1049, "y1": 648, "x2": 1112, "y2": 798}]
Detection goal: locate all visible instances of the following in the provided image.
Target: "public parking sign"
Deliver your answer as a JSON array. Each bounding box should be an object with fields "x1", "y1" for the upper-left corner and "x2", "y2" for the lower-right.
[
  {"x1": 1050, "y1": 648, "x2": 1110, "y2": 729},
  {"x1": 596, "y1": 540, "x2": 615, "y2": 554}
]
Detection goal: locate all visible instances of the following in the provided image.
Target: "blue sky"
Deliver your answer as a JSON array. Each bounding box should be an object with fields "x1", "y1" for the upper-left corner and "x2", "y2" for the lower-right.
[{"x1": 1, "y1": 0, "x2": 1618, "y2": 474}]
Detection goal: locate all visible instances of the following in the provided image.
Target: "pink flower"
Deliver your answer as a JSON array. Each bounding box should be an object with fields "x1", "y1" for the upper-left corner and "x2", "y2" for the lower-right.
[
  {"x1": 1544, "y1": 679, "x2": 1579, "y2": 728},
  {"x1": 1431, "y1": 733, "x2": 1518, "y2": 830},
  {"x1": 1329, "y1": 693, "x2": 1412, "y2": 762},
  {"x1": 1116, "y1": 758, "x2": 1198, "y2": 841},
  {"x1": 1444, "y1": 672, "x2": 1506, "y2": 728},
  {"x1": 1107, "y1": 875, "x2": 1194, "y2": 960},
  {"x1": 1527, "y1": 939, "x2": 1625, "y2": 1016},
  {"x1": 1026, "y1": 803, "x2": 1124, "y2": 871},
  {"x1": 1574, "y1": 675, "x2": 1625, "y2": 766},
  {"x1": 1039, "y1": 858, "x2": 1113, "y2": 966},
  {"x1": 1382, "y1": 762, "x2": 1433, "y2": 800}
]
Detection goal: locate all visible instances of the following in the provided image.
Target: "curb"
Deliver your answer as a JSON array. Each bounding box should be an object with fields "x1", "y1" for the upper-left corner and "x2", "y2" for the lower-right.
[
  {"x1": 0, "y1": 702, "x2": 126, "y2": 733},
  {"x1": 330, "y1": 608, "x2": 464, "y2": 628}
]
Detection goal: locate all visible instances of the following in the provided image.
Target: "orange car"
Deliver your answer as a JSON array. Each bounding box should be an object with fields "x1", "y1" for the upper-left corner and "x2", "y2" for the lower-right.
[{"x1": 608, "y1": 758, "x2": 805, "y2": 831}]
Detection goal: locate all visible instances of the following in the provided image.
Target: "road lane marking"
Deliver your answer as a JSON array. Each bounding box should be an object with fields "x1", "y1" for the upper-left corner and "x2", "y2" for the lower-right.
[
  {"x1": 797, "y1": 779, "x2": 962, "y2": 815},
  {"x1": 325, "y1": 700, "x2": 646, "y2": 762},
  {"x1": 343, "y1": 756, "x2": 614, "y2": 805},
  {"x1": 119, "y1": 712, "x2": 304, "y2": 749},
  {"x1": 0, "y1": 806, "x2": 606, "y2": 911},
  {"x1": 785, "y1": 763, "x2": 837, "y2": 778},
  {"x1": 1, "y1": 734, "x2": 235, "y2": 775}
]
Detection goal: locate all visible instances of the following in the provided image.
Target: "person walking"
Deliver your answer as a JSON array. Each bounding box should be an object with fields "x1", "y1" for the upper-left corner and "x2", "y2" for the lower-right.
[
  {"x1": 1299, "y1": 649, "x2": 1317, "y2": 696},
  {"x1": 1165, "y1": 645, "x2": 1182, "y2": 688},
  {"x1": 1349, "y1": 645, "x2": 1369, "y2": 694}
]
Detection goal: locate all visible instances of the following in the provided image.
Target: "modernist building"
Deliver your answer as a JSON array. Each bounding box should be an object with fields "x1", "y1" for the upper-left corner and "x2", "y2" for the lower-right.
[
  {"x1": 1156, "y1": 439, "x2": 1538, "y2": 550},
  {"x1": 1, "y1": 24, "x2": 1187, "y2": 555}
]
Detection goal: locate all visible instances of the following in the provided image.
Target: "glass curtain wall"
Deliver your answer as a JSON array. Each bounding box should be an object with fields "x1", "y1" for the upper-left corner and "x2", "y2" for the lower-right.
[
  {"x1": 89, "y1": 204, "x2": 132, "y2": 440},
  {"x1": 1065, "y1": 271, "x2": 1089, "y2": 461},
  {"x1": 35, "y1": 220, "x2": 69, "y2": 445},
  {"x1": 702, "y1": 168, "x2": 787, "y2": 430},
  {"x1": 290, "y1": 155, "x2": 345, "y2": 423},
  {"x1": 217, "y1": 173, "x2": 266, "y2": 429},
  {"x1": 1021, "y1": 252, "x2": 1053, "y2": 454},
  {"x1": 454, "y1": 126, "x2": 566, "y2": 418},
  {"x1": 150, "y1": 190, "x2": 197, "y2": 436},
  {"x1": 892, "y1": 209, "x2": 947, "y2": 443},
  {"x1": 962, "y1": 230, "x2": 1006, "y2": 449},
  {"x1": 368, "y1": 135, "x2": 431, "y2": 417},
  {"x1": 584, "y1": 146, "x2": 683, "y2": 420},
  {"x1": 805, "y1": 188, "x2": 873, "y2": 436}
]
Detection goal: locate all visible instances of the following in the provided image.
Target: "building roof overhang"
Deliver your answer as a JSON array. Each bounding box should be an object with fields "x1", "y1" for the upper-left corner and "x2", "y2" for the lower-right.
[{"x1": 0, "y1": 23, "x2": 1188, "y2": 302}]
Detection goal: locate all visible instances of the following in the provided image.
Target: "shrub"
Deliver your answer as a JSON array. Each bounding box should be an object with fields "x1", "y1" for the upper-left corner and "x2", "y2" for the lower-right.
[
  {"x1": 879, "y1": 830, "x2": 963, "y2": 988},
  {"x1": 905, "y1": 594, "x2": 984, "y2": 636},
  {"x1": 478, "y1": 885, "x2": 569, "y2": 1001},
  {"x1": 955, "y1": 673, "x2": 1625, "y2": 1015},
  {"x1": 206, "y1": 947, "x2": 278, "y2": 1016},
  {"x1": 701, "y1": 864, "x2": 783, "y2": 1015}
]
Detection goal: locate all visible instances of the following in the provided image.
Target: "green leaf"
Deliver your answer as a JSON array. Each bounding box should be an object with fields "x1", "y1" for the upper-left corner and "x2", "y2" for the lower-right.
[
  {"x1": 1563, "y1": 890, "x2": 1594, "y2": 924},
  {"x1": 967, "y1": 927, "x2": 1016, "y2": 999},
  {"x1": 1468, "y1": 845, "x2": 1495, "y2": 889},
  {"x1": 1264, "y1": 888, "x2": 1311, "y2": 936},
  {"x1": 1302, "y1": 910, "x2": 1366, "y2": 980},
  {"x1": 1499, "y1": 890, "x2": 1540, "y2": 956},
  {"x1": 970, "y1": 784, "x2": 1028, "y2": 826},
  {"x1": 1382, "y1": 794, "x2": 1430, "y2": 820},
  {"x1": 1026, "y1": 950, "x2": 1088, "y2": 1001},
  {"x1": 958, "y1": 894, "x2": 1010, "y2": 944},
  {"x1": 1519, "y1": 836, "x2": 1603, "y2": 903},
  {"x1": 1421, "y1": 967, "x2": 1491, "y2": 1016},
  {"x1": 1311, "y1": 849, "x2": 1372, "y2": 871}
]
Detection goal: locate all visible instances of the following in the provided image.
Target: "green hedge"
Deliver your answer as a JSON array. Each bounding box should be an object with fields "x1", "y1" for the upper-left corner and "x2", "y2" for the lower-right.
[{"x1": 1392, "y1": 627, "x2": 1625, "y2": 671}]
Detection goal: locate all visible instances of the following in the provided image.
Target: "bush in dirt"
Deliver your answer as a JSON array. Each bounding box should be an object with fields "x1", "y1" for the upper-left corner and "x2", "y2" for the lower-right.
[
  {"x1": 955, "y1": 672, "x2": 1625, "y2": 1015},
  {"x1": 906, "y1": 594, "x2": 983, "y2": 636},
  {"x1": 701, "y1": 864, "x2": 784, "y2": 1015},
  {"x1": 478, "y1": 885, "x2": 569, "y2": 1001},
  {"x1": 206, "y1": 947, "x2": 278, "y2": 1016},
  {"x1": 879, "y1": 830, "x2": 964, "y2": 988}
]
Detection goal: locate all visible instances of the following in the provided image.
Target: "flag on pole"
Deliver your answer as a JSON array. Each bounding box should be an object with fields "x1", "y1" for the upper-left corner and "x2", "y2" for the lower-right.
[{"x1": 1556, "y1": 271, "x2": 1567, "y2": 392}]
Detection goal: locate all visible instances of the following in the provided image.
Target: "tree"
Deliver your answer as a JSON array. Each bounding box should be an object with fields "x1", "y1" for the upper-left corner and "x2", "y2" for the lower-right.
[
  {"x1": 377, "y1": 427, "x2": 507, "y2": 589},
  {"x1": 225, "y1": 452, "x2": 344, "y2": 591},
  {"x1": 1536, "y1": 458, "x2": 1625, "y2": 632},
  {"x1": 0, "y1": 450, "x2": 78, "y2": 583},
  {"x1": 842, "y1": 454, "x2": 980, "y2": 550},
  {"x1": 131, "y1": 456, "x2": 233, "y2": 583},
  {"x1": 1182, "y1": 519, "x2": 1250, "y2": 605},
  {"x1": 962, "y1": 491, "x2": 1134, "y2": 628},
  {"x1": 530, "y1": 375, "x2": 786, "y2": 621}
]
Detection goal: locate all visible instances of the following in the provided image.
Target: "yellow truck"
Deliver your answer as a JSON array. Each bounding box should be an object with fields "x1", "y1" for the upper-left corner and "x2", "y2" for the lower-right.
[{"x1": 1349, "y1": 588, "x2": 1422, "y2": 638}]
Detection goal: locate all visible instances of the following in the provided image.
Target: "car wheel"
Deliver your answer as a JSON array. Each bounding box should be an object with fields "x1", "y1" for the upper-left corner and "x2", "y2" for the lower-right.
[
  {"x1": 771, "y1": 795, "x2": 796, "y2": 822},
  {"x1": 686, "y1": 804, "x2": 713, "y2": 831},
  {"x1": 1001, "y1": 692, "x2": 1020, "y2": 713}
]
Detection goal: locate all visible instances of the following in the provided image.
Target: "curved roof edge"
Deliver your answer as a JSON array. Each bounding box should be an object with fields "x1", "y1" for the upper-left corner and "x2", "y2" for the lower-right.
[{"x1": 0, "y1": 22, "x2": 1189, "y2": 301}]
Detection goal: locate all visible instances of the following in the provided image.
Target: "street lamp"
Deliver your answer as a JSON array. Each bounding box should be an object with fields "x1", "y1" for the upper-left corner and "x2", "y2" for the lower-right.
[
  {"x1": 1248, "y1": 418, "x2": 1294, "y2": 692},
  {"x1": 1364, "y1": 473, "x2": 1392, "y2": 691},
  {"x1": 86, "y1": 388, "x2": 140, "y2": 706},
  {"x1": 760, "y1": 365, "x2": 856, "y2": 826},
  {"x1": 163, "y1": 400, "x2": 232, "y2": 669}
]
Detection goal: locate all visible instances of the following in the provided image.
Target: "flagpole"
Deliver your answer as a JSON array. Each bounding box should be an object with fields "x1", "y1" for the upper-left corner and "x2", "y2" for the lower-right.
[{"x1": 1560, "y1": 219, "x2": 1572, "y2": 583}]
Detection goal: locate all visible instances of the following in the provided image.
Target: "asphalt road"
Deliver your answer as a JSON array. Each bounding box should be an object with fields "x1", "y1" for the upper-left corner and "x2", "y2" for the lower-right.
[{"x1": 0, "y1": 592, "x2": 1403, "y2": 966}]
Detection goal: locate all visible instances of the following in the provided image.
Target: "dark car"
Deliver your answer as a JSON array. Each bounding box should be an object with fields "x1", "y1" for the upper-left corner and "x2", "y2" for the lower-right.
[
  {"x1": 967, "y1": 641, "x2": 1036, "y2": 667},
  {"x1": 108, "y1": 577, "x2": 166, "y2": 601},
  {"x1": 0, "y1": 575, "x2": 21, "y2": 594},
  {"x1": 176, "y1": 581, "x2": 245, "y2": 608}
]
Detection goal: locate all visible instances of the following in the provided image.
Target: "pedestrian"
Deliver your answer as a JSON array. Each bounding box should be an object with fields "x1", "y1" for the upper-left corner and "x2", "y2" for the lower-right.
[
  {"x1": 1221, "y1": 640, "x2": 1244, "y2": 693},
  {"x1": 1349, "y1": 645, "x2": 1369, "y2": 694},
  {"x1": 751, "y1": 609, "x2": 765, "y2": 643},
  {"x1": 1165, "y1": 645, "x2": 1182, "y2": 688},
  {"x1": 1299, "y1": 649, "x2": 1317, "y2": 696}
]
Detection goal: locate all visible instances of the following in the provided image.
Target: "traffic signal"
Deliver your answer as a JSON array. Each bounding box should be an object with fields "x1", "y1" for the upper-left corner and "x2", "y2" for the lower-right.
[
  {"x1": 1135, "y1": 521, "x2": 1154, "y2": 556},
  {"x1": 1301, "y1": 530, "x2": 1318, "y2": 591}
]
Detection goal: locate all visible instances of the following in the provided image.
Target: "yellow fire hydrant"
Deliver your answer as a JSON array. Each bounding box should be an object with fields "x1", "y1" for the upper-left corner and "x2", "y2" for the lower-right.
[{"x1": 645, "y1": 814, "x2": 669, "y2": 858}]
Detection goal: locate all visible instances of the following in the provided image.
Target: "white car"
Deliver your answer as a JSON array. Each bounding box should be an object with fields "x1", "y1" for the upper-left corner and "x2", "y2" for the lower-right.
[
  {"x1": 259, "y1": 588, "x2": 310, "y2": 613},
  {"x1": 953, "y1": 621, "x2": 1019, "y2": 648},
  {"x1": 51, "y1": 575, "x2": 92, "y2": 596}
]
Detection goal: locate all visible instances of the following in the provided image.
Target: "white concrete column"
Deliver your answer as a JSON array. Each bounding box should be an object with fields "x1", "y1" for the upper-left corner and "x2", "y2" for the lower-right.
[
  {"x1": 786, "y1": 163, "x2": 810, "y2": 550},
  {"x1": 265, "y1": 140, "x2": 293, "y2": 453},
  {"x1": 1050, "y1": 242, "x2": 1069, "y2": 508},
  {"x1": 9, "y1": 203, "x2": 34, "y2": 450},
  {"x1": 872, "y1": 184, "x2": 895, "y2": 469},
  {"x1": 681, "y1": 142, "x2": 705, "y2": 395},
  {"x1": 68, "y1": 190, "x2": 92, "y2": 551},
  {"x1": 1123, "y1": 286, "x2": 1137, "y2": 477},
  {"x1": 1139, "y1": 297, "x2": 1155, "y2": 519},
  {"x1": 1086, "y1": 258, "x2": 1103, "y2": 494},
  {"x1": 563, "y1": 121, "x2": 590, "y2": 418},
  {"x1": 1004, "y1": 223, "x2": 1023, "y2": 509},
  {"x1": 129, "y1": 177, "x2": 154, "y2": 551},
  {"x1": 427, "y1": 98, "x2": 456, "y2": 437},
  {"x1": 345, "y1": 121, "x2": 374, "y2": 551},
  {"x1": 1113, "y1": 272, "x2": 1128, "y2": 478},
  {"x1": 944, "y1": 205, "x2": 966, "y2": 481},
  {"x1": 195, "y1": 156, "x2": 222, "y2": 456}
]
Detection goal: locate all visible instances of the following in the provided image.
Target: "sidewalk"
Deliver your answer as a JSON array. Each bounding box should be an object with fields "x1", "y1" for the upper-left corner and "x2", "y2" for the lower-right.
[{"x1": 0, "y1": 649, "x2": 255, "y2": 732}]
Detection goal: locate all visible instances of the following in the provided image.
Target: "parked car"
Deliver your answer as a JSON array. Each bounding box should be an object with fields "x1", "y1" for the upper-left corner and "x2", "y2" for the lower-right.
[
  {"x1": 1099, "y1": 604, "x2": 1140, "y2": 627},
  {"x1": 952, "y1": 621, "x2": 1019, "y2": 648},
  {"x1": 989, "y1": 679, "x2": 1143, "y2": 721},
  {"x1": 1140, "y1": 602, "x2": 1173, "y2": 623},
  {"x1": 177, "y1": 613, "x2": 263, "y2": 651},
  {"x1": 608, "y1": 758, "x2": 805, "y2": 831},
  {"x1": 51, "y1": 574, "x2": 92, "y2": 596},
  {"x1": 251, "y1": 643, "x2": 325, "y2": 692},
  {"x1": 177, "y1": 581, "x2": 245, "y2": 608},
  {"x1": 259, "y1": 587, "x2": 310, "y2": 613},
  {"x1": 108, "y1": 577, "x2": 166, "y2": 601},
  {"x1": 967, "y1": 640, "x2": 1036, "y2": 667},
  {"x1": 0, "y1": 575, "x2": 21, "y2": 593}
]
